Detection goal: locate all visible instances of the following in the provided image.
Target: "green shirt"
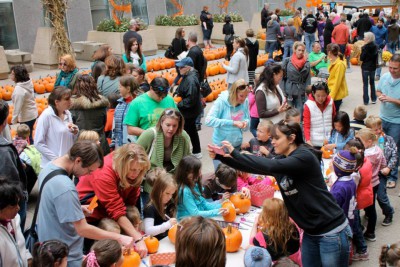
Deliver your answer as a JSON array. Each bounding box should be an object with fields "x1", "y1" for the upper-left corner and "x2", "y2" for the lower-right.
[
  {"x1": 123, "y1": 92, "x2": 177, "y2": 130},
  {"x1": 309, "y1": 52, "x2": 329, "y2": 70}
]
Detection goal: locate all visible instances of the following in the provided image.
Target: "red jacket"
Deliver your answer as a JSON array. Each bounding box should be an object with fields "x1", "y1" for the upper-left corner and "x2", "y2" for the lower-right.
[
  {"x1": 332, "y1": 23, "x2": 349, "y2": 45},
  {"x1": 77, "y1": 153, "x2": 140, "y2": 222},
  {"x1": 357, "y1": 158, "x2": 373, "y2": 209}
]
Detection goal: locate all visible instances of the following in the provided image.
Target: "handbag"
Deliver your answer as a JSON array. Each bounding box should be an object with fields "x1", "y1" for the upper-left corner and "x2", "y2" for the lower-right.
[
  {"x1": 24, "y1": 169, "x2": 68, "y2": 252},
  {"x1": 377, "y1": 49, "x2": 384, "y2": 67},
  {"x1": 164, "y1": 45, "x2": 175, "y2": 59},
  {"x1": 224, "y1": 24, "x2": 234, "y2": 45},
  {"x1": 200, "y1": 79, "x2": 212, "y2": 98}
]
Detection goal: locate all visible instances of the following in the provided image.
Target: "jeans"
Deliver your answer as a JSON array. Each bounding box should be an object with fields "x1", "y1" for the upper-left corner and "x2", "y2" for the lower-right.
[
  {"x1": 283, "y1": 40, "x2": 294, "y2": 60},
  {"x1": 334, "y1": 99, "x2": 342, "y2": 111},
  {"x1": 361, "y1": 70, "x2": 377, "y2": 104},
  {"x1": 24, "y1": 118, "x2": 36, "y2": 144},
  {"x1": 377, "y1": 174, "x2": 394, "y2": 216},
  {"x1": 376, "y1": 67, "x2": 382, "y2": 78},
  {"x1": 339, "y1": 44, "x2": 347, "y2": 55},
  {"x1": 382, "y1": 119, "x2": 400, "y2": 183},
  {"x1": 364, "y1": 184, "x2": 378, "y2": 235},
  {"x1": 18, "y1": 191, "x2": 28, "y2": 231},
  {"x1": 302, "y1": 224, "x2": 352, "y2": 267},
  {"x1": 250, "y1": 117, "x2": 259, "y2": 137},
  {"x1": 265, "y1": 41, "x2": 277, "y2": 59},
  {"x1": 352, "y1": 209, "x2": 368, "y2": 253},
  {"x1": 287, "y1": 94, "x2": 305, "y2": 120},
  {"x1": 387, "y1": 41, "x2": 397, "y2": 55},
  {"x1": 184, "y1": 117, "x2": 201, "y2": 154},
  {"x1": 304, "y1": 32, "x2": 316, "y2": 53}
]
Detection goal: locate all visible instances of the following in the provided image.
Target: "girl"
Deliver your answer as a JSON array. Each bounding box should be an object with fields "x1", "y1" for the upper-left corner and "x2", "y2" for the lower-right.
[
  {"x1": 131, "y1": 67, "x2": 149, "y2": 93},
  {"x1": 327, "y1": 43, "x2": 348, "y2": 111},
  {"x1": 144, "y1": 172, "x2": 178, "y2": 240},
  {"x1": 324, "y1": 111, "x2": 354, "y2": 151},
  {"x1": 222, "y1": 37, "x2": 249, "y2": 90},
  {"x1": 78, "y1": 130, "x2": 100, "y2": 145},
  {"x1": 250, "y1": 198, "x2": 301, "y2": 265},
  {"x1": 82, "y1": 239, "x2": 123, "y2": 267},
  {"x1": 176, "y1": 156, "x2": 227, "y2": 220},
  {"x1": 357, "y1": 128, "x2": 387, "y2": 242},
  {"x1": 285, "y1": 108, "x2": 301, "y2": 124},
  {"x1": 379, "y1": 242, "x2": 400, "y2": 267},
  {"x1": 303, "y1": 81, "x2": 335, "y2": 148},
  {"x1": 171, "y1": 27, "x2": 187, "y2": 60},
  {"x1": 122, "y1": 38, "x2": 146, "y2": 72},
  {"x1": 32, "y1": 240, "x2": 69, "y2": 267},
  {"x1": 223, "y1": 15, "x2": 234, "y2": 61}
]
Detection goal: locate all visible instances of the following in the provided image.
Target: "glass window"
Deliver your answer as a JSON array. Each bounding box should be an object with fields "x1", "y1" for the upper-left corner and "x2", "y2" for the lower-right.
[
  {"x1": 90, "y1": 0, "x2": 111, "y2": 29},
  {"x1": 0, "y1": 0, "x2": 19, "y2": 49},
  {"x1": 131, "y1": 0, "x2": 149, "y2": 24}
]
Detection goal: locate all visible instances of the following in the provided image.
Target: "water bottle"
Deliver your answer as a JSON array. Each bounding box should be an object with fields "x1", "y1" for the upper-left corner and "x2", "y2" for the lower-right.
[{"x1": 378, "y1": 136, "x2": 385, "y2": 150}]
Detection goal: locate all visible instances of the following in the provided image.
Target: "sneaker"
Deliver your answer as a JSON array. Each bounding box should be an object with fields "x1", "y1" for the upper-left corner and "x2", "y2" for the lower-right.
[
  {"x1": 386, "y1": 181, "x2": 396, "y2": 188},
  {"x1": 382, "y1": 215, "x2": 393, "y2": 226},
  {"x1": 352, "y1": 251, "x2": 369, "y2": 261},
  {"x1": 192, "y1": 153, "x2": 202, "y2": 159},
  {"x1": 371, "y1": 101, "x2": 376, "y2": 104},
  {"x1": 364, "y1": 232, "x2": 376, "y2": 242},
  {"x1": 375, "y1": 76, "x2": 380, "y2": 81}
]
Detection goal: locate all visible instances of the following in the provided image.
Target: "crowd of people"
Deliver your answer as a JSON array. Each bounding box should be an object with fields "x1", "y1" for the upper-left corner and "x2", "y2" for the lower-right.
[{"x1": 1, "y1": 3, "x2": 400, "y2": 267}]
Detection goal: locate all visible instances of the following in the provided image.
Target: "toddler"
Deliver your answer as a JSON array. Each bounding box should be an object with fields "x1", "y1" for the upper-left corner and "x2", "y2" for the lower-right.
[
  {"x1": 350, "y1": 105, "x2": 367, "y2": 132},
  {"x1": 13, "y1": 123, "x2": 30, "y2": 155},
  {"x1": 32, "y1": 240, "x2": 69, "y2": 267},
  {"x1": 285, "y1": 108, "x2": 301, "y2": 124},
  {"x1": 82, "y1": 239, "x2": 123, "y2": 267},
  {"x1": 379, "y1": 242, "x2": 400, "y2": 267},
  {"x1": 78, "y1": 130, "x2": 100, "y2": 145},
  {"x1": 242, "y1": 120, "x2": 274, "y2": 157}
]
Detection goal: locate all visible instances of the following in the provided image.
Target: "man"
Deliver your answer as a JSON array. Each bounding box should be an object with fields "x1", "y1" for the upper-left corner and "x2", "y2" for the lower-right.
[
  {"x1": 372, "y1": 18, "x2": 388, "y2": 81},
  {"x1": 175, "y1": 57, "x2": 202, "y2": 159},
  {"x1": 261, "y1": 3, "x2": 270, "y2": 29},
  {"x1": 37, "y1": 141, "x2": 141, "y2": 266},
  {"x1": 124, "y1": 77, "x2": 176, "y2": 137},
  {"x1": 123, "y1": 18, "x2": 142, "y2": 48},
  {"x1": 356, "y1": 12, "x2": 372, "y2": 40},
  {"x1": 0, "y1": 100, "x2": 28, "y2": 230},
  {"x1": 332, "y1": 18, "x2": 350, "y2": 54},
  {"x1": 309, "y1": 42, "x2": 329, "y2": 75},
  {"x1": 301, "y1": 10, "x2": 318, "y2": 53},
  {"x1": 377, "y1": 54, "x2": 400, "y2": 189}
]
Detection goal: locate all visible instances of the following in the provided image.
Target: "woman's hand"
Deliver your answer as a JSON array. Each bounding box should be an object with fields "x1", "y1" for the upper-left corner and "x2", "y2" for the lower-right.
[
  {"x1": 241, "y1": 187, "x2": 251, "y2": 198},
  {"x1": 67, "y1": 123, "x2": 79, "y2": 135},
  {"x1": 278, "y1": 102, "x2": 289, "y2": 113},
  {"x1": 134, "y1": 239, "x2": 148, "y2": 258},
  {"x1": 221, "y1": 141, "x2": 235, "y2": 154},
  {"x1": 207, "y1": 144, "x2": 217, "y2": 159},
  {"x1": 118, "y1": 234, "x2": 135, "y2": 249},
  {"x1": 81, "y1": 205, "x2": 93, "y2": 217},
  {"x1": 169, "y1": 218, "x2": 178, "y2": 226}
]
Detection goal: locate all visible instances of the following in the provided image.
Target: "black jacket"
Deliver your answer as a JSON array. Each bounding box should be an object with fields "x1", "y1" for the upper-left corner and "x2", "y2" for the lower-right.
[
  {"x1": 223, "y1": 23, "x2": 234, "y2": 35},
  {"x1": 245, "y1": 38, "x2": 259, "y2": 72},
  {"x1": 187, "y1": 45, "x2": 206, "y2": 82},
  {"x1": 200, "y1": 10, "x2": 213, "y2": 29},
  {"x1": 301, "y1": 14, "x2": 317, "y2": 33},
  {"x1": 176, "y1": 70, "x2": 202, "y2": 119},
  {"x1": 357, "y1": 15, "x2": 372, "y2": 39},
  {"x1": 171, "y1": 37, "x2": 187, "y2": 59},
  {"x1": 261, "y1": 8, "x2": 269, "y2": 28},
  {"x1": 360, "y1": 42, "x2": 378, "y2": 71}
]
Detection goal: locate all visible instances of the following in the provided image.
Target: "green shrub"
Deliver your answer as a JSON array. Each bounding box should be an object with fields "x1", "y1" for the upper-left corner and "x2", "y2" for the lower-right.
[
  {"x1": 213, "y1": 12, "x2": 243, "y2": 23},
  {"x1": 96, "y1": 17, "x2": 148, "y2": 32},
  {"x1": 279, "y1": 9, "x2": 295, "y2": 17},
  {"x1": 155, "y1": 14, "x2": 199, "y2": 26}
]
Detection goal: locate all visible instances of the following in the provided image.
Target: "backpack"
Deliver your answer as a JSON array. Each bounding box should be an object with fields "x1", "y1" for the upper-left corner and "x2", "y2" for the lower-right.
[{"x1": 23, "y1": 145, "x2": 42, "y2": 175}]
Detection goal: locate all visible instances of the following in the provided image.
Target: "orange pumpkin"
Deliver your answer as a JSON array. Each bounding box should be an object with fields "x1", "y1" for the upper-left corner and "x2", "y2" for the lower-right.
[
  {"x1": 122, "y1": 249, "x2": 141, "y2": 267},
  {"x1": 168, "y1": 224, "x2": 178, "y2": 244},
  {"x1": 144, "y1": 236, "x2": 159, "y2": 254},
  {"x1": 205, "y1": 92, "x2": 214, "y2": 102},
  {"x1": 2, "y1": 88, "x2": 12, "y2": 101},
  {"x1": 173, "y1": 96, "x2": 182, "y2": 103},
  {"x1": 34, "y1": 83, "x2": 46, "y2": 94},
  {"x1": 230, "y1": 193, "x2": 251, "y2": 214},
  {"x1": 350, "y1": 57, "x2": 358, "y2": 65},
  {"x1": 222, "y1": 201, "x2": 236, "y2": 222},
  {"x1": 223, "y1": 224, "x2": 242, "y2": 252},
  {"x1": 321, "y1": 147, "x2": 333, "y2": 159},
  {"x1": 45, "y1": 83, "x2": 54, "y2": 92}
]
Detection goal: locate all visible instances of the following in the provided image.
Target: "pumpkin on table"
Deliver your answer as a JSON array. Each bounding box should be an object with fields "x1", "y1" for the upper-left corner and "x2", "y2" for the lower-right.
[
  {"x1": 230, "y1": 193, "x2": 251, "y2": 214},
  {"x1": 168, "y1": 224, "x2": 178, "y2": 244},
  {"x1": 144, "y1": 236, "x2": 159, "y2": 254},
  {"x1": 222, "y1": 201, "x2": 236, "y2": 223},
  {"x1": 122, "y1": 249, "x2": 141, "y2": 267},
  {"x1": 223, "y1": 224, "x2": 243, "y2": 252}
]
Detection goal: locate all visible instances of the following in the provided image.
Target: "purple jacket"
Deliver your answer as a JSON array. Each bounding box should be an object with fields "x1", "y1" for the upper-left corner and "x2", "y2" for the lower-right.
[{"x1": 330, "y1": 176, "x2": 356, "y2": 228}]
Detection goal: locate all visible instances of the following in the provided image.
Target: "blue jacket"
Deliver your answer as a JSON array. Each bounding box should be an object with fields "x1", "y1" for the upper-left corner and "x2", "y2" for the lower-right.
[
  {"x1": 371, "y1": 25, "x2": 388, "y2": 47},
  {"x1": 205, "y1": 91, "x2": 249, "y2": 148},
  {"x1": 112, "y1": 97, "x2": 131, "y2": 148},
  {"x1": 329, "y1": 128, "x2": 355, "y2": 151}
]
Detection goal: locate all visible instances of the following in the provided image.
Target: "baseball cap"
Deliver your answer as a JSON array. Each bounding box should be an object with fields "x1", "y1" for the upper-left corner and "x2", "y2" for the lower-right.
[{"x1": 175, "y1": 57, "x2": 194, "y2": 68}]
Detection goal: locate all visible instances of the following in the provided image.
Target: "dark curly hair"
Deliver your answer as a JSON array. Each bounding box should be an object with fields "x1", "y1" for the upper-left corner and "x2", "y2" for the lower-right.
[
  {"x1": 10, "y1": 65, "x2": 30, "y2": 83},
  {"x1": 73, "y1": 74, "x2": 101, "y2": 102}
]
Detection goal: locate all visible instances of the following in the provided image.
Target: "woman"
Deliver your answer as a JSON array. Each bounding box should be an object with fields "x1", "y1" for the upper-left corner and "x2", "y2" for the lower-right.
[
  {"x1": 323, "y1": 13, "x2": 335, "y2": 53},
  {"x1": 35, "y1": 86, "x2": 79, "y2": 168},
  {"x1": 69, "y1": 74, "x2": 110, "y2": 155},
  {"x1": 171, "y1": 27, "x2": 187, "y2": 59},
  {"x1": 223, "y1": 15, "x2": 234, "y2": 61},
  {"x1": 317, "y1": 15, "x2": 326, "y2": 48},
  {"x1": 209, "y1": 121, "x2": 352, "y2": 266},
  {"x1": 97, "y1": 55, "x2": 126, "y2": 97},
  {"x1": 137, "y1": 108, "x2": 191, "y2": 205},
  {"x1": 327, "y1": 43, "x2": 348, "y2": 111},
  {"x1": 77, "y1": 143, "x2": 150, "y2": 254},
  {"x1": 282, "y1": 41, "x2": 311, "y2": 116},
  {"x1": 265, "y1": 14, "x2": 281, "y2": 59},
  {"x1": 91, "y1": 44, "x2": 113, "y2": 77},
  {"x1": 222, "y1": 37, "x2": 249, "y2": 90},
  {"x1": 282, "y1": 18, "x2": 297, "y2": 60},
  {"x1": 10, "y1": 65, "x2": 38, "y2": 144},
  {"x1": 360, "y1": 32, "x2": 378, "y2": 105},
  {"x1": 255, "y1": 63, "x2": 288, "y2": 124},
  {"x1": 131, "y1": 67, "x2": 149, "y2": 93},
  {"x1": 122, "y1": 38, "x2": 147, "y2": 72},
  {"x1": 54, "y1": 54, "x2": 79, "y2": 90},
  {"x1": 200, "y1": 6, "x2": 214, "y2": 48}
]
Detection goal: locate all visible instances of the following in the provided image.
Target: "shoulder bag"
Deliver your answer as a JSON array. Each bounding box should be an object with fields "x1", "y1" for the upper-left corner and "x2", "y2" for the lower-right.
[{"x1": 200, "y1": 79, "x2": 212, "y2": 98}]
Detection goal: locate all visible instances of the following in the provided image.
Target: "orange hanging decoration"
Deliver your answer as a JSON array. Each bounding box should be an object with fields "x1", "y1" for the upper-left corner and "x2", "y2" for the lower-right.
[
  {"x1": 170, "y1": 0, "x2": 184, "y2": 17},
  {"x1": 108, "y1": 0, "x2": 132, "y2": 25},
  {"x1": 218, "y1": 0, "x2": 231, "y2": 13}
]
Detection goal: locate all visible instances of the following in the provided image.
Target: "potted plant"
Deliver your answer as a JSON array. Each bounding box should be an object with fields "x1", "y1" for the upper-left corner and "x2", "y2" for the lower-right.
[
  {"x1": 211, "y1": 12, "x2": 249, "y2": 43},
  {"x1": 279, "y1": 9, "x2": 295, "y2": 23}
]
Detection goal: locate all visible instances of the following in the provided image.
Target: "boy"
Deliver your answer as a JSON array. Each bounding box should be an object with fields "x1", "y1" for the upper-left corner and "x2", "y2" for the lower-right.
[
  {"x1": 365, "y1": 115, "x2": 396, "y2": 225},
  {"x1": 242, "y1": 120, "x2": 274, "y2": 157},
  {"x1": 350, "y1": 105, "x2": 367, "y2": 132},
  {"x1": 13, "y1": 123, "x2": 30, "y2": 155},
  {"x1": 203, "y1": 164, "x2": 237, "y2": 201}
]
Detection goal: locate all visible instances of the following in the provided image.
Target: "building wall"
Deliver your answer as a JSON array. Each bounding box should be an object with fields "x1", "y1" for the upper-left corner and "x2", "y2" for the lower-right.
[{"x1": 66, "y1": 0, "x2": 93, "y2": 42}]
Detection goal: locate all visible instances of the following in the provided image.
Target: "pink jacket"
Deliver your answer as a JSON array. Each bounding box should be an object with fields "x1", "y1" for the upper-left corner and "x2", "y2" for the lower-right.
[
  {"x1": 248, "y1": 91, "x2": 259, "y2": 118},
  {"x1": 364, "y1": 145, "x2": 386, "y2": 187}
]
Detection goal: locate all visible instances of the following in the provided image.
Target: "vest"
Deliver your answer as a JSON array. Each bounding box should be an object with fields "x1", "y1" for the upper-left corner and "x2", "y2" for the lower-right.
[
  {"x1": 256, "y1": 84, "x2": 286, "y2": 124},
  {"x1": 305, "y1": 99, "x2": 333, "y2": 147}
]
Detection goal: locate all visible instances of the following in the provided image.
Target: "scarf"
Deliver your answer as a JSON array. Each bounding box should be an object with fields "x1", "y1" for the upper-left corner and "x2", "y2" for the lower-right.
[
  {"x1": 291, "y1": 54, "x2": 306, "y2": 71},
  {"x1": 55, "y1": 68, "x2": 79, "y2": 88}
]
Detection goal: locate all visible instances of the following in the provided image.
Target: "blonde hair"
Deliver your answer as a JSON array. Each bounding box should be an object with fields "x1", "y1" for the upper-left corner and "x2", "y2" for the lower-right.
[
  {"x1": 98, "y1": 218, "x2": 121, "y2": 233},
  {"x1": 59, "y1": 54, "x2": 77, "y2": 72},
  {"x1": 357, "y1": 128, "x2": 377, "y2": 142},
  {"x1": 78, "y1": 130, "x2": 100, "y2": 143},
  {"x1": 229, "y1": 79, "x2": 249, "y2": 106},
  {"x1": 258, "y1": 120, "x2": 273, "y2": 132},
  {"x1": 156, "y1": 108, "x2": 184, "y2": 136},
  {"x1": 365, "y1": 115, "x2": 382, "y2": 128},
  {"x1": 287, "y1": 18, "x2": 294, "y2": 26},
  {"x1": 353, "y1": 105, "x2": 367, "y2": 121},
  {"x1": 126, "y1": 205, "x2": 142, "y2": 230},
  {"x1": 293, "y1": 41, "x2": 306, "y2": 51},
  {"x1": 112, "y1": 143, "x2": 150, "y2": 188},
  {"x1": 17, "y1": 123, "x2": 30, "y2": 139}
]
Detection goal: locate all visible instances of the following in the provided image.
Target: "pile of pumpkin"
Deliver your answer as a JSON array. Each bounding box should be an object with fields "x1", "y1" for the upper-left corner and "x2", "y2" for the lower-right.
[
  {"x1": 256, "y1": 54, "x2": 269, "y2": 67},
  {"x1": 6, "y1": 98, "x2": 48, "y2": 127},
  {"x1": 146, "y1": 69, "x2": 178, "y2": 85},
  {"x1": 206, "y1": 61, "x2": 228, "y2": 77},
  {"x1": 32, "y1": 76, "x2": 56, "y2": 94},
  {"x1": 204, "y1": 79, "x2": 228, "y2": 102},
  {"x1": 146, "y1": 58, "x2": 176, "y2": 72},
  {"x1": 0, "y1": 85, "x2": 15, "y2": 101},
  {"x1": 203, "y1": 47, "x2": 227, "y2": 61}
]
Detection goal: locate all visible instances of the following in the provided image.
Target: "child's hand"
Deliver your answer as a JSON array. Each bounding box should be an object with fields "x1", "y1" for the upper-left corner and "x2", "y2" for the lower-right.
[
  {"x1": 221, "y1": 192, "x2": 231, "y2": 200},
  {"x1": 218, "y1": 208, "x2": 229, "y2": 216},
  {"x1": 324, "y1": 144, "x2": 336, "y2": 150},
  {"x1": 259, "y1": 146, "x2": 270, "y2": 156},
  {"x1": 380, "y1": 167, "x2": 391, "y2": 176},
  {"x1": 233, "y1": 121, "x2": 245, "y2": 129},
  {"x1": 241, "y1": 142, "x2": 250, "y2": 149},
  {"x1": 207, "y1": 144, "x2": 217, "y2": 159},
  {"x1": 240, "y1": 187, "x2": 251, "y2": 198},
  {"x1": 169, "y1": 218, "x2": 177, "y2": 225}
]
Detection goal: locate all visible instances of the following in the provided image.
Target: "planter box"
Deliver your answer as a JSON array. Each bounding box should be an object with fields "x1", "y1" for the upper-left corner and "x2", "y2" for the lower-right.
[
  {"x1": 87, "y1": 29, "x2": 158, "y2": 56},
  {"x1": 211, "y1": 21, "x2": 250, "y2": 42},
  {"x1": 148, "y1": 25, "x2": 203, "y2": 48},
  {"x1": 32, "y1": 27, "x2": 59, "y2": 69}
]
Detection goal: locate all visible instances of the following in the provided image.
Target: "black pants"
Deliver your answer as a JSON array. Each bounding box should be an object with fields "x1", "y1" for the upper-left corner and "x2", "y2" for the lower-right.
[{"x1": 184, "y1": 117, "x2": 201, "y2": 154}]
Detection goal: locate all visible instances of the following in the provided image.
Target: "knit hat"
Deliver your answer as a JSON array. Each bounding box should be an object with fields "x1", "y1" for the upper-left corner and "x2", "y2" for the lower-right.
[
  {"x1": 333, "y1": 150, "x2": 357, "y2": 177},
  {"x1": 244, "y1": 246, "x2": 272, "y2": 267}
]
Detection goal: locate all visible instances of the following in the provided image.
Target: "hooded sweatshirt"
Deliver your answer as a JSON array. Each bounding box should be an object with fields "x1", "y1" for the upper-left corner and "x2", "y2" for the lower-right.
[
  {"x1": 11, "y1": 80, "x2": 38, "y2": 124},
  {"x1": 245, "y1": 37, "x2": 259, "y2": 72},
  {"x1": 364, "y1": 145, "x2": 386, "y2": 187},
  {"x1": 301, "y1": 14, "x2": 317, "y2": 33},
  {"x1": 205, "y1": 91, "x2": 249, "y2": 148},
  {"x1": 360, "y1": 41, "x2": 378, "y2": 71}
]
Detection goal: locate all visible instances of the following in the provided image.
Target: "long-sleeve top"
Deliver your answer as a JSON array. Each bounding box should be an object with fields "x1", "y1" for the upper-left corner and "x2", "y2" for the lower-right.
[
  {"x1": 11, "y1": 80, "x2": 38, "y2": 124},
  {"x1": 371, "y1": 25, "x2": 388, "y2": 47},
  {"x1": 217, "y1": 146, "x2": 347, "y2": 235},
  {"x1": 35, "y1": 107, "x2": 77, "y2": 168},
  {"x1": 171, "y1": 37, "x2": 187, "y2": 59},
  {"x1": 255, "y1": 84, "x2": 285, "y2": 123},
  {"x1": 328, "y1": 58, "x2": 348, "y2": 101},
  {"x1": 223, "y1": 48, "x2": 249, "y2": 84},
  {"x1": 330, "y1": 176, "x2": 357, "y2": 228},
  {"x1": 382, "y1": 134, "x2": 398, "y2": 170},
  {"x1": 332, "y1": 23, "x2": 350, "y2": 44},
  {"x1": 364, "y1": 145, "x2": 387, "y2": 187},
  {"x1": 248, "y1": 91, "x2": 258, "y2": 118},
  {"x1": 328, "y1": 128, "x2": 355, "y2": 151},
  {"x1": 177, "y1": 184, "x2": 221, "y2": 220},
  {"x1": 266, "y1": 20, "x2": 281, "y2": 41}
]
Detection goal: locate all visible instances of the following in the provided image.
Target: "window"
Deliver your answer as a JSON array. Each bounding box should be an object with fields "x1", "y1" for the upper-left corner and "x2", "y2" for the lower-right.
[
  {"x1": 0, "y1": 0, "x2": 19, "y2": 49},
  {"x1": 131, "y1": 0, "x2": 149, "y2": 24},
  {"x1": 90, "y1": 0, "x2": 111, "y2": 30}
]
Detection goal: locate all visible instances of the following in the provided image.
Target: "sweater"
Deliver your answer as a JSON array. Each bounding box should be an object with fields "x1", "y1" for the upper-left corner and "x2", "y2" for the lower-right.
[
  {"x1": 223, "y1": 48, "x2": 249, "y2": 84},
  {"x1": 266, "y1": 20, "x2": 281, "y2": 41},
  {"x1": 97, "y1": 75, "x2": 120, "y2": 97},
  {"x1": 330, "y1": 175, "x2": 357, "y2": 227},
  {"x1": 171, "y1": 37, "x2": 187, "y2": 59},
  {"x1": 11, "y1": 80, "x2": 38, "y2": 124},
  {"x1": 328, "y1": 58, "x2": 348, "y2": 101},
  {"x1": 217, "y1": 146, "x2": 347, "y2": 235},
  {"x1": 364, "y1": 145, "x2": 387, "y2": 187},
  {"x1": 301, "y1": 15, "x2": 317, "y2": 33},
  {"x1": 360, "y1": 42, "x2": 378, "y2": 71}
]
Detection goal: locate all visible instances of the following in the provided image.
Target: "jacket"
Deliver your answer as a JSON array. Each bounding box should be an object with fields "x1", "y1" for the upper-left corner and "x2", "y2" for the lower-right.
[
  {"x1": 330, "y1": 175, "x2": 357, "y2": 227},
  {"x1": 171, "y1": 37, "x2": 187, "y2": 59},
  {"x1": 364, "y1": 145, "x2": 387, "y2": 187},
  {"x1": 176, "y1": 70, "x2": 202, "y2": 119},
  {"x1": 356, "y1": 158, "x2": 373, "y2": 209},
  {"x1": 261, "y1": 8, "x2": 269, "y2": 28},
  {"x1": 187, "y1": 45, "x2": 206, "y2": 82},
  {"x1": 301, "y1": 14, "x2": 317, "y2": 33},
  {"x1": 360, "y1": 42, "x2": 378, "y2": 71},
  {"x1": 0, "y1": 215, "x2": 32, "y2": 267},
  {"x1": 112, "y1": 96, "x2": 133, "y2": 148},
  {"x1": 200, "y1": 10, "x2": 213, "y2": 29},
  {"x1": 77, "y1": 153, "x2": 140, "y2": 222},
  {"x1": 245, "y1": 37, "x2": 259, "y2": 72},
  {"x1": 282, "y1": 57, "x2": 311, "y2": 97},
  {"x1": 371, "y1": 25, "x2": 388, "y2": 47},
  {"x1": 266, "y1": 20, "x2": 281, "y2": 41},
  {"x1": 70, "y1": 95, "x2": 110, "y2": 155},
  {"x1": 356, "y1": 15, "x2": 372, "y2": 38},
  {"x1": 205, "y1": 91, "x2": 249, "y2": 148},
  {"x1": 223, "y1": 48, "x2": 249, "y2": 84},
  {"x1": 328, "y1": 58, "x2": 348, "y2": 101},
  {"x1": 382, "y1": 134, "x2": 398, "y2": 170},
  {"x1": 332, "y1": 23, "x2": 349, "y2": 44},
  {"x1": 388, "y1": 23, "x2": 400, "y2": 42},
  {"x1": 11, "y1": 80, "x2": 38, "y2": 124}
]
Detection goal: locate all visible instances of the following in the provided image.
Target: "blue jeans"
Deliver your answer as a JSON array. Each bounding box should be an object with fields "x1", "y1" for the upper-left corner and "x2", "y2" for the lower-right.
[
  {"x1": 283, "y1": 40, "x2": 294, "y2": 60},
  {"x1": 265, "y1": 41, "x2": 277, "y2": 59},
  {"x1": 376, "y1": 67, "x2": 382, "y2": 78},
  {"x1": 288, "y1": 94, "x2": 305, "y2": 120},
  {"x1": 382, "y1": 119, "x2": 400, "y2": 183},
  {"x1": 250, "y1": 117, "x2": 259, "y2": 137},
  {"x1": 302, "y1": 224, "x2": 352, "y2": 267},
  {"x1": 377, "y1": 174, "x2": 394, "y2": 216},
  {"x1": 304, "y1": 32, "x2": 316, "y2": 53},
  {"x1": 18, "y1": 191, "x2": 28, "y2": 231},
  {"x1": 361, "y1": 70, "x2": 377, "y2": 104},
  {"x1": 352, "y1": 209, "x2": 367, "y2": 253},
  {"x1": 24, "y1": 118, "x2": 36, "y2": 144},
  {"x1": 339, "y1": 44, "x2": 347, "y2": 55},
  {"x1": 388, "y1": 41, "x2": 397, "y2": 55},
  {"x1": 364, "y1": 184, "x2": 378, "y2": 235}
]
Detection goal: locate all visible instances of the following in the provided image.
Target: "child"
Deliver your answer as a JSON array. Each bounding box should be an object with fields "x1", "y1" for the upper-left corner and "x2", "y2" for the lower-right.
[
  {"x1": 237, "y1": 170, "x2": 263, "y2": 191},
  {"x1": 324, "y1": 111, "x2": 355, "y2": 151},
  {"x1": 379, "y1": 242, "x2": 400, "y2": 267},
  {"x1": 98, "y1": 218, "x2": 121, "y2": 233},
  {"x1": 250, "y1": 198, "x2": 301, "y2": 265},
  {"x1": 105, "y1": 93, "x2": 119, "y2": 147},
  {"x1": 245, "y1": 28, "x2": 259, "y2": 86},
  {"x1": 248, "y1": 86, "x2": 259, "y2": 137},
  {"x1": 365, "y1": 115, "x2": 396, "y2": 223},
  {"x1": 350, "y1": 105, "x2": 367, "y2": 132},
  {"x1": 242, "y1": 120, "x2": 274, "y2": 157},
  {"x1": 78, "y1": 130, "x2": 100, "y2": 145},
  {"x1": 244, "y1": 246, "x2": 272, "y2": 267},
  {"x1": 32, "y1": 240, "x2": 69, "y2": 267},
  {"x1": 82, "y1": 239, "x2": 123, "y2": 267},
  {"x1": 13, "y1": 123, "x2": 30, "y2": 155},
  {"x1": 176, "y1": 156, "x2": 226, "y2": 220},
  {"x1": 223, "y1": 15, "x2": 235, "y2": 61},
  {"x1": 126, "y1": 205, "x2": 142, "y2": 232},
  {"x1": 144, "y1": 173, "x2": 178, "y2": 240},
  {"x1": 285, "y1": 108, "x2": 301, "y2": 124},
  {"x1": 203, "y1": 163, "x2": 237, "y2": 201},
  {"x1": 356, "y1": 128, "x2": 387, "y2": 242}
]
